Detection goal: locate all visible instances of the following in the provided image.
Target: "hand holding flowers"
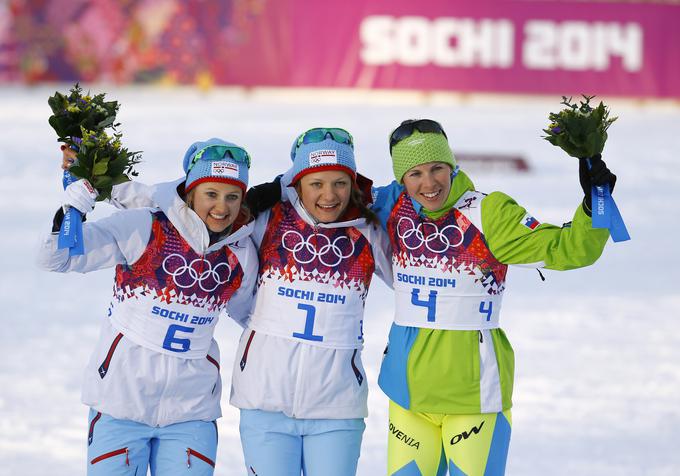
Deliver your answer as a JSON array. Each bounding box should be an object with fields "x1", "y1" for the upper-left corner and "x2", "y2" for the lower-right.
[
  {"x1": 48, "y1": 83, "x2": 141, "y2": 200},
  {"x1": 543, "y1": 95, "x2": 629, "y2": 242},
  {"x1": 47, "y1": 84, "x2": 142, "y2": 255},
  {"x1": 543, "y1": 95, "x2": 617, "y2": 159}
]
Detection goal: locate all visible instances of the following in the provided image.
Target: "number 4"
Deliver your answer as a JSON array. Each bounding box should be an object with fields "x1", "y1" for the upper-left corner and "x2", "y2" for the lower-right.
[
  {"x1": 479, "y1": 301, "x2": 493, "y2": 321},
  {"x1": 411, "y1": 288, "x2": 437, "y2": 322}
]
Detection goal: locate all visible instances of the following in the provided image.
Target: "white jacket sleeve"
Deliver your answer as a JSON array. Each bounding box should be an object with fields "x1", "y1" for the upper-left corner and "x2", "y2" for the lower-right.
[
  {"x1": 108, "y1": 179, "x2": 183, "y2": 210},
  {"x1": 363, "y1": 223, "x2": 394, "y2": 289},
  {"x1": 249, "y1": 210, "x2": 271, "y2": 251},
  {"x1": 223, "y1": 237, "x2": 259, "y2": 328},
  {"x1": 37, "y1": 208, "x2": 153, "y2": 273}
]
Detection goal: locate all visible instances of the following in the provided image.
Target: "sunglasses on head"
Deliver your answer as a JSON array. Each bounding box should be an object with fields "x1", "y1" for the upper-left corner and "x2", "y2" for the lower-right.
[
  {"x1": 389, "y1": 119, "x2": 447, "y2": 154},
  {"x1": 290, "y1": 127, "x2": 354, "y2": 160},
  {"x1": 189, "y1": 144, "x2": 251, "y2": 172}
]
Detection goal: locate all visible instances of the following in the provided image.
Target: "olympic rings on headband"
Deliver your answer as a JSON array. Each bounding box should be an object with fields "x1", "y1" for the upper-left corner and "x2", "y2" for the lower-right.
[
  {"x1": 162, "y1": 253, "x2": 232, "y2": 293},
  {"x1": 282, "y1": 230, "x2": 355, "y2": 267},
  {"x1": 396, "y1": 217, "x2": 464, "y2": 253}
]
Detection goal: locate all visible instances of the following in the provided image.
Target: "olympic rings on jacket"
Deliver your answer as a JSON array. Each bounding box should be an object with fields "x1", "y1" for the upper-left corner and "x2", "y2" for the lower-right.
[
  {"x1": 162, "y1": 253, "x2": 232, "y2": 292},
  {"x1": 396, "y1": 217, "x2": 464, "y2": 253},
  {"x1": 281, "y1": 230, "x2": 355, "y2": 267}
]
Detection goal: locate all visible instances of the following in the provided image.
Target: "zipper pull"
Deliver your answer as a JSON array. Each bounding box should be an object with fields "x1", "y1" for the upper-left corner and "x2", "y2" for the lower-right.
[
  {"x1": 125, "y1": 448, "x2": 129, "y2": 466},
  {"x1": 479, "y1": 330, "x2": 484, "y2": 343},
  {"x1": 186, "y1": 448, "x2": 191, "y2": 468}
]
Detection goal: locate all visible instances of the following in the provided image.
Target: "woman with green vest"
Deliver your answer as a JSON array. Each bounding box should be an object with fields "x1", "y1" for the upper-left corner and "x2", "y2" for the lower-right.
[{"x1": 371, "y1": 119, "x2": 615, "y2": 476}]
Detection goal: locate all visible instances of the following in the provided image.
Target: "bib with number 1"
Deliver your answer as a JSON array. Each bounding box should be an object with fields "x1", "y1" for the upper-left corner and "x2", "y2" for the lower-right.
[{"x1": 249, "y1": 202, "x2": 375, "y2": 348}]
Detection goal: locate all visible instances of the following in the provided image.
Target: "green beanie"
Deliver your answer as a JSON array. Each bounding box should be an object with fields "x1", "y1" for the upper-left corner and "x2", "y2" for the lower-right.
[{"x1": 391, "y1": 130, "x2": 456, "y2": 182}]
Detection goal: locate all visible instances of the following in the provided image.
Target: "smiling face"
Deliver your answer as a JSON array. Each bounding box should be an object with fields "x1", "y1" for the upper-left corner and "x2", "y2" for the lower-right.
[
  {"x1": 297, "y1": 170, "x2": 352, "y2": 223},
  {"x1": 189, "y1": 181, "x2": 243, "y2": 233},
  {"x1": 401, "y1": 161, "x2": 453, "y2": 211}
]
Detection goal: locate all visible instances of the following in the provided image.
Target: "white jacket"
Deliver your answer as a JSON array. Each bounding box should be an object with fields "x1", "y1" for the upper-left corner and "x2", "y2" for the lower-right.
[
  {"x1": 229, "y1": 169, "x2": 393, "y2": 419},
  {"x1": 106, "y1": 175, "x2": 393, "y2": 419},
  {"x1": 37, "y1": 180, "x2": 258, "y2": 427}
]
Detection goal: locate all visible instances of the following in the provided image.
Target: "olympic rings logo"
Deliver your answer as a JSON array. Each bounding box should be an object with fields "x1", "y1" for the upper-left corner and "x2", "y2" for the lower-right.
[
  {"x1": 281, "y1": 230, "x2": 355, "y2": 267},
  {"x1": 396, "y1": 217, "x2": 464, "y2": 253},
  {"x1": 162, "y1": 253, "x2": 232, "y2": 292}
]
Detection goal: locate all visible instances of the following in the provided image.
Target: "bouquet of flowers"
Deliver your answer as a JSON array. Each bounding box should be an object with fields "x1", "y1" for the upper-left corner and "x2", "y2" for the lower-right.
[
  {"x1": 48, "y1": 84, "x2": 119, "y2": 143},
  {"x1": 543, "y1": 95, "x2": 629, "y2": 242},
  {"x1": 542, "y1": 95, "x2": 617, "y2": 158},
  {"x1": 48, "y1": 83, "x2": 142, "y2": 255},
  {"x1": 48, "y1": 83, "x2": 141, "y2": 200}
]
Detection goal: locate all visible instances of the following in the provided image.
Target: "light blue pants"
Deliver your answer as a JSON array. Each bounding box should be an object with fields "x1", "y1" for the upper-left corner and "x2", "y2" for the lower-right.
[
  {"x1": 239, "y1": 409, "x2": 365, "y2": 476},
  {"x1": 87, "y1": 409, "x2": 218, "y2": 475}
]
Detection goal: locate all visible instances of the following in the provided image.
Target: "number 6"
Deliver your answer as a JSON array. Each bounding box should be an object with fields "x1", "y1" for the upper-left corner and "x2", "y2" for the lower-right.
[{"x1": 162, "y1": 324, "x2": 194, "y2": 352}]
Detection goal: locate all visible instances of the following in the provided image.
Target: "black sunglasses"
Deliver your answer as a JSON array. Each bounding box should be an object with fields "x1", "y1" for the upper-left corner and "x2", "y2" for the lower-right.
[{"x1": 389, "y1": 119, "x2": 448, "y2": 154}]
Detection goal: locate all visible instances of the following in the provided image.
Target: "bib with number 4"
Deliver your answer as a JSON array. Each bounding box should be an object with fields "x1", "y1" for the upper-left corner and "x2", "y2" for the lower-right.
[{"x1": 388, "y1": 192, "x2": 507, "y2": 330}]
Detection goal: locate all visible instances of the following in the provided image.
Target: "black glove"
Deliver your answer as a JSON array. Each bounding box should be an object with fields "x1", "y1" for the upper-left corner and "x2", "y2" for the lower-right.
[
  {"x1": 51, "y1": 207, "x2": 87, "y2": 232},
  {"x1": 245, "y1": 175, "x2": 282, "y2": 218},
  {"x1": 578, "y1": 154, "x2": 616, "y2": 216}
]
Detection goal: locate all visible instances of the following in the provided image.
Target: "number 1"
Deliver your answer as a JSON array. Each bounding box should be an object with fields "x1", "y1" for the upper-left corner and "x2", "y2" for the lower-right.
[{"x1": 293, "y1": 303, "x2": 323, "y2": 342}]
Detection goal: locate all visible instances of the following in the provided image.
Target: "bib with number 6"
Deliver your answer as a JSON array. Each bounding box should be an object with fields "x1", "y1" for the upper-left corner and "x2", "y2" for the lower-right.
[{"x1": 111, "y1": 212, "x2": 244, "y2": 358}]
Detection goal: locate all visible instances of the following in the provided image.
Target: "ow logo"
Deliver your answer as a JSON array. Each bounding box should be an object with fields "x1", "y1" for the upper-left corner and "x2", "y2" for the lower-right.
[{"x1": 450, "y1": 421, "x2": 485, "y2": 445}]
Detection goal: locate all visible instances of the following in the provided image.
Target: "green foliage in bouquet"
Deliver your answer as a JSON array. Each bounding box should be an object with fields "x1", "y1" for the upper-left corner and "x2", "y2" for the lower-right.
[
  {"x1": 47, "y1": 83, "x2": 141, "y2": 201},
  {"x1": 68, "y1": 129, "x2": 142, "y2": 201},
  {"x1": 47, "y1": 83, "x2": 119, "y2": 143},
  {"x1": 543, "y1": 95, "x2": 617, "y2": 158}
]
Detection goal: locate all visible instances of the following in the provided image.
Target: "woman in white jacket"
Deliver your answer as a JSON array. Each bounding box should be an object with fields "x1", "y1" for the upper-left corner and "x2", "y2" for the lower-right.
[
  {"x1": 230, "y1": 128, "x2": 392, "y2": 476},
  {"x1": 37, "y1": 138, "x2": 258, "y2": 476}
]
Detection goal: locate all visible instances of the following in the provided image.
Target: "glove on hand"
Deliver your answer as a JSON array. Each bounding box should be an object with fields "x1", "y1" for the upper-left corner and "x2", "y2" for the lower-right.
[
  {"x1": 578, "y1": 154, "x2": 616, "y2": 215},
  {"x1": 246, "y1": 176, "x2": 282, "y2": 218},
  {"x1": 51, "y1": 206, "x2": 88, "y2": 233},
  {"x1": 63, "y1": 179, "x2": 98, "y2": 214}
]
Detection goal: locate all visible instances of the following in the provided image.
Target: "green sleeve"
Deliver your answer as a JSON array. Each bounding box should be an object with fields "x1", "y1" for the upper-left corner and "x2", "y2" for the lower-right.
[{"x1": 481, "y1": 191, "x2": 609, "y2": 270}]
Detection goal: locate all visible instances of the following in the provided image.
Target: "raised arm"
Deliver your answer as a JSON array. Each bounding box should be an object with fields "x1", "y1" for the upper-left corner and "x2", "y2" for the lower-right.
[{"x1": 38, "y1": 208, "x2": 152, "y2": 274}]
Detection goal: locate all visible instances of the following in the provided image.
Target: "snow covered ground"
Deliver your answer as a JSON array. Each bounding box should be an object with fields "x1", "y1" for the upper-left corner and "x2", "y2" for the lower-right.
[{"x1": 0, "y1": 85, "x2": 679, "y2": 475}]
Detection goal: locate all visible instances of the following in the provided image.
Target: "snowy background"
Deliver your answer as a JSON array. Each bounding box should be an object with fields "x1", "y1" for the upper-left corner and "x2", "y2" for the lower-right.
[{"x1": 0, "y1": 85, "x2": 679, "y2": 475}]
